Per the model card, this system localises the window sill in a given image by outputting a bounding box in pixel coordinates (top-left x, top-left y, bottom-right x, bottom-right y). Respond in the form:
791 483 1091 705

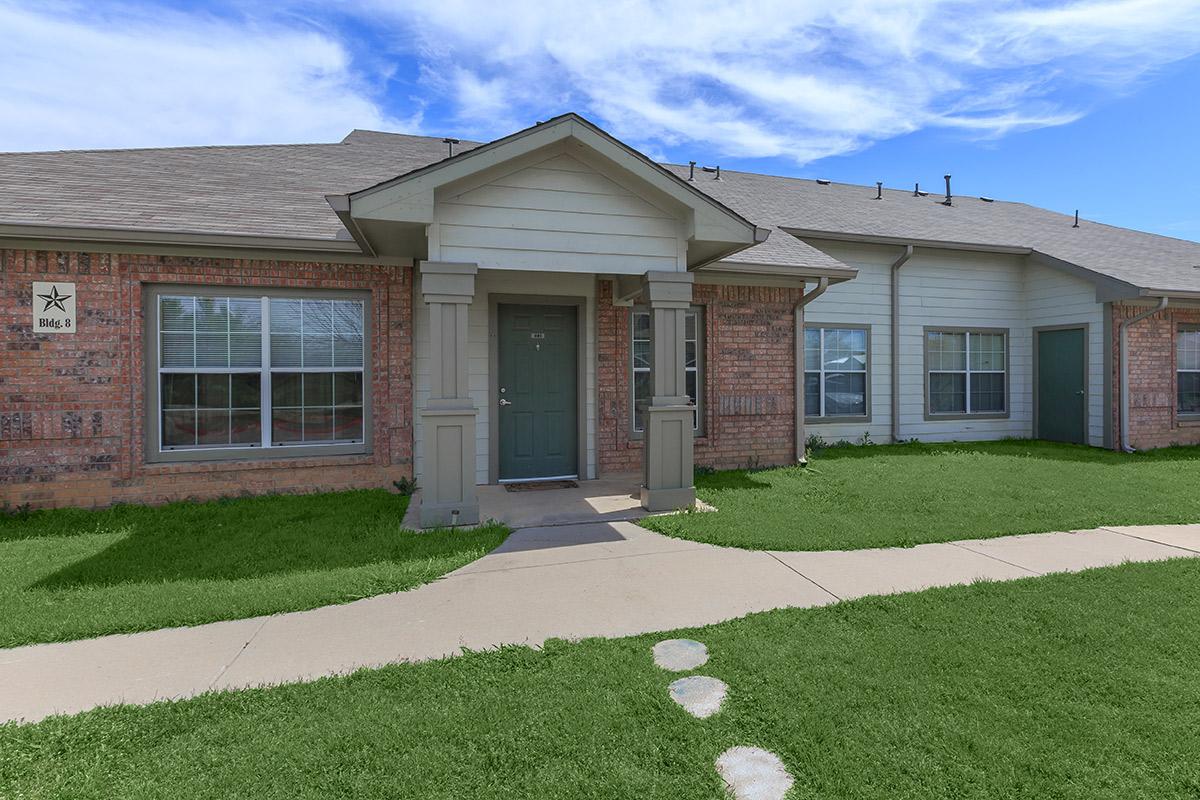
143 449 374 473
1178 416 1200 428
806 416 872 424
922 412 1010 422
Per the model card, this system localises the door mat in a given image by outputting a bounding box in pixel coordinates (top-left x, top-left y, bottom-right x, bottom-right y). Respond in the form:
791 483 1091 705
504 480 579 492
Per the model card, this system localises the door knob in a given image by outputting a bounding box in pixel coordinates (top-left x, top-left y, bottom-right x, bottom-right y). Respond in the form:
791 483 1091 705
499 399 512 406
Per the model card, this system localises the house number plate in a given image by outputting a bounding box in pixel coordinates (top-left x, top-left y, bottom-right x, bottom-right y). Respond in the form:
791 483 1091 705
33 281 76 333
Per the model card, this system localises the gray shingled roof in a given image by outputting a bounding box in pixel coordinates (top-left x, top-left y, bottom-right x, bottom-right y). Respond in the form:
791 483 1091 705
3 127 1199 293
662 165 1200 295
0 130 478 242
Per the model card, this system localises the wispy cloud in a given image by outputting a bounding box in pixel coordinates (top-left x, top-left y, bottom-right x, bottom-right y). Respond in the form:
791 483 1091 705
5 0 1199 162
0 1 409 151
352 0 1200 163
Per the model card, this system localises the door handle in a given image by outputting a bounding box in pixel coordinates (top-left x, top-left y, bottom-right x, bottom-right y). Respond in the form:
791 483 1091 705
499 399 512 406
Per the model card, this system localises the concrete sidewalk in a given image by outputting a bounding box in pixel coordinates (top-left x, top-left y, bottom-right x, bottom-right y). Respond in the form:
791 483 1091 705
2 522 1198 724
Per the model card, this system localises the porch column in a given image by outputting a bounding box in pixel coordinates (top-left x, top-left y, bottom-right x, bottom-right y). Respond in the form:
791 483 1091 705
418 261 480 528
640 271 696 512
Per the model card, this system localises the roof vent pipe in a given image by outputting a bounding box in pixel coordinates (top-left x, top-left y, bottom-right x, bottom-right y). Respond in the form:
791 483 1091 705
1073 210 1080 228
875 182 883 200
913 182 920 197
688 161 696 181
443 138 460 157
942 175 952 206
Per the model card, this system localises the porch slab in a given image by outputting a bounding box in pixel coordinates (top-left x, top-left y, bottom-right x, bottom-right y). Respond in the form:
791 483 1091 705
405 473 648 529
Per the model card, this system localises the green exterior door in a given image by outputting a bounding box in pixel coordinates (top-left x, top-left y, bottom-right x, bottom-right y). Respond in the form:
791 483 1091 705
1037 327 1087 444
497 304 579 480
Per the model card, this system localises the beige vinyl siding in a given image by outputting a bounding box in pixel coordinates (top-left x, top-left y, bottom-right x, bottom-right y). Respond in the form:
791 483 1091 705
1025 260 1106 446
433 152 684 274
899 249 1028 440
800 242 893 443
413 270 597 486
803 241 1105 445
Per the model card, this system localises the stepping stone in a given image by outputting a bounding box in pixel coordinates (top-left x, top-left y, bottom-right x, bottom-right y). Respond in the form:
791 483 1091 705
668 675 726 718
652 638 708 671
715 746 794 800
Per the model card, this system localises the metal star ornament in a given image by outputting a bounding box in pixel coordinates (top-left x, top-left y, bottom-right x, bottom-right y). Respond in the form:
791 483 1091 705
38 285 72 312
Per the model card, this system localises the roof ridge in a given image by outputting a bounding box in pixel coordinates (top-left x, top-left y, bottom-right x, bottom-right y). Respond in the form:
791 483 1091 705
0 140 351 157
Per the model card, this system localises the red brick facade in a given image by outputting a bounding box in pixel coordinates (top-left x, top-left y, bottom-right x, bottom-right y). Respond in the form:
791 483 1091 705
1112 302 1200 450
1 249 413 509
597 280 804 474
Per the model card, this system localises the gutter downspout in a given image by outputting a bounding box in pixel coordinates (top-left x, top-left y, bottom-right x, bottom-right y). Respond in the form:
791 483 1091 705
794 277 829 464
889 245 914 443
1119 296 1168 452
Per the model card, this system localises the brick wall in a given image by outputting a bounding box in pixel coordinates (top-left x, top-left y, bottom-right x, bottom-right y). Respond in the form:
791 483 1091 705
1111 302 1200 450
596 280 804 474
1 248 413 509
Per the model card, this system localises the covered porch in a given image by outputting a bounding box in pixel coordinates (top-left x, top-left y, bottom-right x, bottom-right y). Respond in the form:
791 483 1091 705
325 113 852 528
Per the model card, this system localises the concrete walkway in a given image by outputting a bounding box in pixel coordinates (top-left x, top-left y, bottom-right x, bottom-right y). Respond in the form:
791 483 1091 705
2 522 1198 724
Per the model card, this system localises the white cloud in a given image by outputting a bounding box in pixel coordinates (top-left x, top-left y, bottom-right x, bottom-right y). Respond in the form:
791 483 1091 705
351 0 1200 163
0 2 408 151
6 0 1199 162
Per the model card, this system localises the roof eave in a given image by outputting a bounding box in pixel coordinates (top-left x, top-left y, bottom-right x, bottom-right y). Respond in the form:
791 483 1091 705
324 194 375 256
0 220 366 255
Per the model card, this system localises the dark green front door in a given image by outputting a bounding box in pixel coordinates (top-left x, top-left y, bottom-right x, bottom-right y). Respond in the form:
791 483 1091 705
1037 327 1087 444
497 304 578 480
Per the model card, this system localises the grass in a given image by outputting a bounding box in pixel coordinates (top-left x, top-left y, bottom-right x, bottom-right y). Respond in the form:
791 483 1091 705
642 439 1200 551
3 558 1199 799
0 490 508 648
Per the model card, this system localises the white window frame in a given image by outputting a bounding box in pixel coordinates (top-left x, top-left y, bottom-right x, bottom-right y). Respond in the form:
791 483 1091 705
146 287 371 463
805 324 870 421
630 306 703 437
1179 324 1200 418
924 327 1009 419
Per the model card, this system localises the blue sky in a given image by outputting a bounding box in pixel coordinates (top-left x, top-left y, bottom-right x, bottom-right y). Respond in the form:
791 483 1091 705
3 0 1199 239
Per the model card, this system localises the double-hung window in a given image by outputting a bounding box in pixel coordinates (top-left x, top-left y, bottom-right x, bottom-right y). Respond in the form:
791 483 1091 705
1179 325 1200 416
150 289 368 460
805 326 869 419
631 307 703 435
925 329 1007 417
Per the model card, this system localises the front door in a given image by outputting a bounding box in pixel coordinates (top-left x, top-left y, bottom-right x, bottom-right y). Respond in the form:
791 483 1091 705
497 304 579 481
1036 327 1087 444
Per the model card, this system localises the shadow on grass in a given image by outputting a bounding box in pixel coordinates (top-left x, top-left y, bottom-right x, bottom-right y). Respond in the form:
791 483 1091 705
25 490 503 590
810 439 1200 466
694 470 779 492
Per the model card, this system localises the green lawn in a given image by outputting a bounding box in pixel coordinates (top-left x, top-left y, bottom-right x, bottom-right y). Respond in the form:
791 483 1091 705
0 490 508 648
3 558 1199 799
642 440 1200 551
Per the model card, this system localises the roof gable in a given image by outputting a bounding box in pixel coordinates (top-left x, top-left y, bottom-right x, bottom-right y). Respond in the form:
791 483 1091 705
333 113 765 266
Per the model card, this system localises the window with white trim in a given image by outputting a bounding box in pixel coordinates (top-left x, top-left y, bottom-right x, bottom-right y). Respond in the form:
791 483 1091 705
805 326 868 418
1179 325 1200 415
926 329 1007 415
156 293 366 453
631 308 703 434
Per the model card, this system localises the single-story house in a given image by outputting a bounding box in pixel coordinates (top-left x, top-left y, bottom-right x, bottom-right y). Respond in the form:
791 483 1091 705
3 113 1199 523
